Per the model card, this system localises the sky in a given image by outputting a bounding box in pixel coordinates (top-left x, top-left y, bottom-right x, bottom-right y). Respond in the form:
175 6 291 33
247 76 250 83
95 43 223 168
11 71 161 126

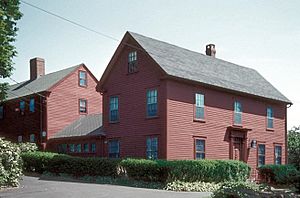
2 0 300 129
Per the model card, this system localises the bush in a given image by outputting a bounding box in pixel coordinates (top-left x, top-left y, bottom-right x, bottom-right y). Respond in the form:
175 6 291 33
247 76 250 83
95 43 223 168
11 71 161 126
164 180 220 192
212 181 262 198
258 164 300 184
21 151 60 173
0 138 22 187
120 159 250 183
47 155 120 177
17 142 38 153
168 160 250 183
120 159 168 182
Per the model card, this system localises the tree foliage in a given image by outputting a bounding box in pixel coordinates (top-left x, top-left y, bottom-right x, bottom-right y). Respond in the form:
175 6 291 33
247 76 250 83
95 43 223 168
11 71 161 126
288 126 300 169
0 0 22 100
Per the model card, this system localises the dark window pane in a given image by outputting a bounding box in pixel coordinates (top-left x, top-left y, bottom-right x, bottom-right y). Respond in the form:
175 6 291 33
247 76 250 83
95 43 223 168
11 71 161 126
91 143 96 153
29 99 35 112
0 106 3 119
234 113 242 124
195 107 204 119
109 140 120 158
146 137 158 160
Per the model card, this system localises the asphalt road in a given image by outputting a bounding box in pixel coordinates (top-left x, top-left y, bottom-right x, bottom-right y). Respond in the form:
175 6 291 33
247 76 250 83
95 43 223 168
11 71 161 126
0 176 211 198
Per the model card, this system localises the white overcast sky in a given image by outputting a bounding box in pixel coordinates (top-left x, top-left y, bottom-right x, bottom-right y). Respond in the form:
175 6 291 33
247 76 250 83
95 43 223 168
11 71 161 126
2 0 299 129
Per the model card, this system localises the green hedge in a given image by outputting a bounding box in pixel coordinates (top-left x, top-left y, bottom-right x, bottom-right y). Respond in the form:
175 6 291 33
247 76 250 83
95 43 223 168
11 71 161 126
121 159 250 183
21 151 60 173
258 164 300 184
47 155 120 177
22 152 250 183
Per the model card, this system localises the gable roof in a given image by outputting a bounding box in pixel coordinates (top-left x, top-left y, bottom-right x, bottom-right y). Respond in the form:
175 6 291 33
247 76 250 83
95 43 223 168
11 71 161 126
126 32 291 104
51 113 104 139
6 64 82 101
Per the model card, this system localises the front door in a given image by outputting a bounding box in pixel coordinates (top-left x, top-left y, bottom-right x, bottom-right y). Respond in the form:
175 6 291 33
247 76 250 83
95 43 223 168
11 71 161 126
233 137 243 161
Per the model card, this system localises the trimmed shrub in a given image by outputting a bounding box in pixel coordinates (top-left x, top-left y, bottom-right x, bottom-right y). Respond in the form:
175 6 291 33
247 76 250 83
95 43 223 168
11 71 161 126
120 159 250 183
258 164 300 184
21 151 60 173
17 142 38 153
120 159 168 182
47 155 120 177
164 180 220 192
0 138 22 187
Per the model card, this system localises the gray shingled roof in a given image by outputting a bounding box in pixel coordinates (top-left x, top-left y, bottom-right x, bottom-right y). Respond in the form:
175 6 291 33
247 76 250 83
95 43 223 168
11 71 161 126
6 65 80 101
129 32 291 104
51 114 104 139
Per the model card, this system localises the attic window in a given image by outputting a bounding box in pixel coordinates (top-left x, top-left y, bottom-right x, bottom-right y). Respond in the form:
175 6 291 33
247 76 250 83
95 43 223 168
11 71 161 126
79 71 87 87
128 51 137 73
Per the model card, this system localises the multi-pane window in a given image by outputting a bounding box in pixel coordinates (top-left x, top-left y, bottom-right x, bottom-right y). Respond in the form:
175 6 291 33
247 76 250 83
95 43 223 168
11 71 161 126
76 144 82 153
234 101 242 125
267 107 274 129
0 105 3 119
109 96 119 122
128 51 137 73
18 135 22 143
195 139 205 159
83 143 89 153
79 99 87 113
30 134 35 143
108 140 120 158
20 100 25 113
91 143 96 153
146 137 158 160
195 93 205 120
58 144 67 153
275 145 282 165
69 144 75 153
147 89 158 117
79 71 87 87
29 98 35 112
258 144 265 166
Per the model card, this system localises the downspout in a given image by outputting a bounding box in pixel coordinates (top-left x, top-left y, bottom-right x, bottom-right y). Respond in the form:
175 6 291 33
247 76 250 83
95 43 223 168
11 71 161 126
286 103 292 164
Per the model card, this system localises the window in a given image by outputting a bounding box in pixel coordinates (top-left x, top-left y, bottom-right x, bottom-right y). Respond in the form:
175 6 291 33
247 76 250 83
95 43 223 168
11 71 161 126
29 98 35 112
91 143 96 153
275 145 282 165
79 99 87 113
258 144 265 166
234 101 242 125
108 140 119 158
109 96 119 122
83 143 89 153
69 144 75 153
128 51 137 73
17 135 22 143
0 105 3 119
146 137 158 159
79 71 87 87
58 144 67 153
76 144 82 153
195 139 205 159
267 107 274 129
147 89 158 117
195 93 205 120
30 134 35 143
20 100 25 113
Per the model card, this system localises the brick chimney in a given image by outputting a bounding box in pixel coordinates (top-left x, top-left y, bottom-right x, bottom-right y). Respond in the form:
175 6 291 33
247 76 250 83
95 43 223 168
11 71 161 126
205 44 216 57
30 57 45 80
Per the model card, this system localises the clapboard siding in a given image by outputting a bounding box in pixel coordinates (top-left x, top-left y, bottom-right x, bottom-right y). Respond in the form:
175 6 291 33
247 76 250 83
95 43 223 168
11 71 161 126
166 79 286 179
47 65 102 139
101 37 167 159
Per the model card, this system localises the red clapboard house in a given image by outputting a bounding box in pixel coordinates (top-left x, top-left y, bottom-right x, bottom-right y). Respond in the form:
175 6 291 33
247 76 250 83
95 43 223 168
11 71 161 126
96 32 292 178
0 58 103 155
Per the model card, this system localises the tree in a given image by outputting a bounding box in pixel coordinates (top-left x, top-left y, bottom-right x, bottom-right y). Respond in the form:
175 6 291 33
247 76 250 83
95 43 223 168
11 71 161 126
288 126 300 169
0 0 22 101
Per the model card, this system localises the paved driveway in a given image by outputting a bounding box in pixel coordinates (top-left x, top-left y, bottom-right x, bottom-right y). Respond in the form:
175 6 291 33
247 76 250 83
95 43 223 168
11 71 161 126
0 176 211 198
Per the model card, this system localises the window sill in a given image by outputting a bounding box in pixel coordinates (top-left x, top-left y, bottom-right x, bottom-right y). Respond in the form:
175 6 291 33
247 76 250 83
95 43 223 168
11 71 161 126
193 119 206 123
109 121 120 124
145 116 159 120
126 71 139 75
266 128 274 132
233 124 243 127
